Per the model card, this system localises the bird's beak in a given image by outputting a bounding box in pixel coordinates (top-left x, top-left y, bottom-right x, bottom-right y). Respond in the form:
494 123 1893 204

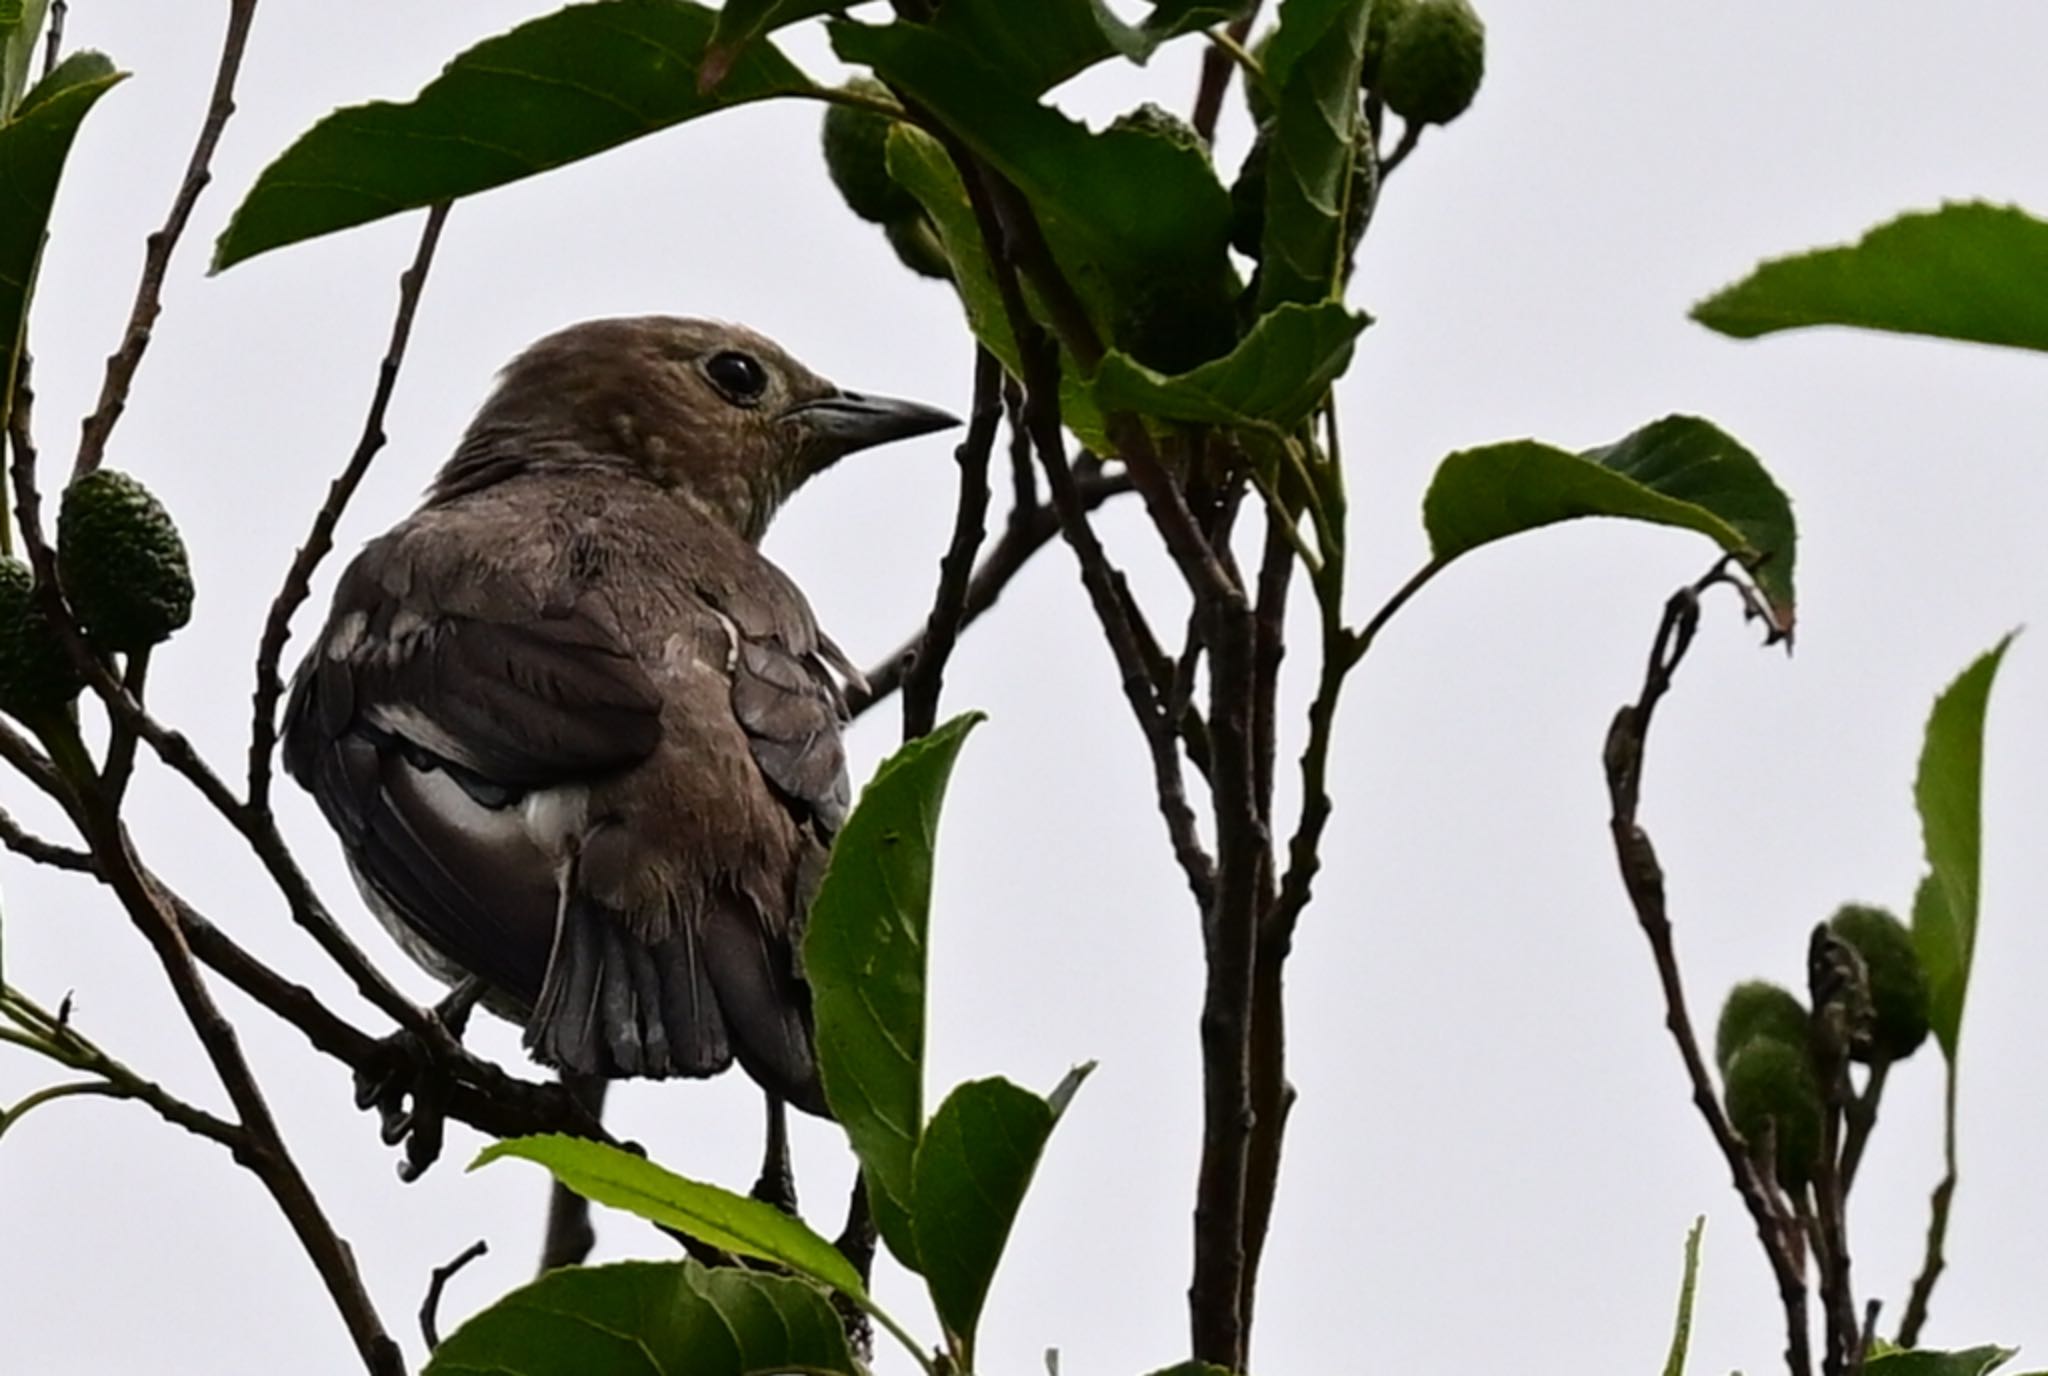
781 390 960 460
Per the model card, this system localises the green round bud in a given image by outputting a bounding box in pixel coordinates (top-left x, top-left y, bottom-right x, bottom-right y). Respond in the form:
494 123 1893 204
884 215 951 282
1363 0 1418 87
57 468 195 654
1828 903 1931 1062
1379 0 1485 127
0 557 84 721
1714 981 1809 1074
1723 1036 1824 1186
821 77 920 225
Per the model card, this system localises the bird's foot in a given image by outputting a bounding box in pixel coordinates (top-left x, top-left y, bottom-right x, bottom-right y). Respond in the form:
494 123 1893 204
748 1094 799 1216
353 979 484 1182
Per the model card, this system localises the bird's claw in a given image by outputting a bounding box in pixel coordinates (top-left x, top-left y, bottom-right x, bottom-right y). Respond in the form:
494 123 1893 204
352 984 477 1180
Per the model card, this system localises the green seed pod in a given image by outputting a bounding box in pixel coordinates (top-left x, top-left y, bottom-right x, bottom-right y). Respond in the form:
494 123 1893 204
884 214 951 282
1714 981 1809 1075
1379 0 1485 127
1363 0 1418 88
1723 1036 1825 1186
821 77 920 225
1230 121 1378 273
0 557 84 721
57 468 195 654
1827 903 1932 1062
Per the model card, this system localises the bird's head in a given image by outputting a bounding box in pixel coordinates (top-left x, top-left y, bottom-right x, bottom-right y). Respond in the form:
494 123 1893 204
438 316 959 540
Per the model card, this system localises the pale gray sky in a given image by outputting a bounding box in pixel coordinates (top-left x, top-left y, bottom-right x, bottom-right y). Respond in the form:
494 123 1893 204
3 4 2046 1374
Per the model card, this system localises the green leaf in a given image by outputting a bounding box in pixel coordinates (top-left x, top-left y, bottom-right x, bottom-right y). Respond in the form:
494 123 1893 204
1 0 48 116
1422 415 1798 629
883 125 1112 452
214 0 813 270
929 0 1238 96
1911 634 2016 1059
701 0 847 91
1865 1346 2019 1376
1258 0 1370 308
913 1066 1091 1349
835 19 1233 362
1093 300 1367 432
805 711 984 1274
0 50 124 423
423 1259 858 1376
473 1135 865 1297
1140 1366 1236 1376
1692 203 2048 353
1660 1216 1705 1376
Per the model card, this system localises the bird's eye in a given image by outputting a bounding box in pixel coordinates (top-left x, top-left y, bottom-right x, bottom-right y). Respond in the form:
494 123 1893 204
705 351 769 403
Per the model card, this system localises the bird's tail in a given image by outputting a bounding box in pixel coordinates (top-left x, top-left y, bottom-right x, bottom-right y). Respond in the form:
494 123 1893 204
526 890 827 1118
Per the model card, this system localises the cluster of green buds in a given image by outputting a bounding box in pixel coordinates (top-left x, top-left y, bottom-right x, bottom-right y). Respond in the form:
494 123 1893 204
0 468 194 725
1713 903 1933 1186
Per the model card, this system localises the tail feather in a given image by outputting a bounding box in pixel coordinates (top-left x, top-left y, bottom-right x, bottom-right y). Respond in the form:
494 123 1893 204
527 892 736 1081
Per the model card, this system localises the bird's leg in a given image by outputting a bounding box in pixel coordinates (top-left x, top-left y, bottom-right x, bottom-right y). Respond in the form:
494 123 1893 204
537 1072 610 1273
832 1176 877 1360
353 977 487 1181
750 1093 798 1215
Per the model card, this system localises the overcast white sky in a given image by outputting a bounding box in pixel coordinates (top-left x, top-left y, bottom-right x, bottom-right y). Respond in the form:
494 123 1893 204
3 3 2046 1374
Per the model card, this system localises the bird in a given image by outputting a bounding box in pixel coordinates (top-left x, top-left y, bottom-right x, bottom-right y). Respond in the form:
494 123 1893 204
280 315 957 1181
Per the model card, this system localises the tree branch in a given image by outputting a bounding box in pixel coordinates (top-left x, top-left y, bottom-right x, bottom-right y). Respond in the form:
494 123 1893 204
900 347 1000 740
1896 1066 1958 1346
248 203 450 810
1190 4 1262 143
1604 563 1811 1376
74 0 261 478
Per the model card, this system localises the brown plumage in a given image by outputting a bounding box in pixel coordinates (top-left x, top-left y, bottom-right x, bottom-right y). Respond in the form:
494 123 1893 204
282 316 956 1116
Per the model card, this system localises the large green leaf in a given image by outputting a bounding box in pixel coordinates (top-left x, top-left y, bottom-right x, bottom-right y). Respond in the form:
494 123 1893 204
1660 1217 1705 1376
1093 300 1366 432
423 1260 857 1376
214 0 813 270
1258 0 1371 308
835 20 1234 370
913 1067 1091 1349
0 51 124 419
1865 1346 2020 1376
1693 203 2048 353
930 0 1239 96
805 711 984 1274
472 1135 865 1296
1421 414 1798 629
1911 634 2016 1059
1 0 49 115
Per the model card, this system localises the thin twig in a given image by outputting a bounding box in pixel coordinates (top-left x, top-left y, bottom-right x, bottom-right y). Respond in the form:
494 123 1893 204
0 988 244 1148
248 203 450 809
1896 1066 1958 1346
74 0 261 478
0 801 92 869
946 130 1217 910
39 0 65 81
1605 563 1812 1376
1379 121 1424 178
1191 4 1261 142
901 347 1000 740
419 1239 490 1351
1838 1059 1889 1194
101 647 149 801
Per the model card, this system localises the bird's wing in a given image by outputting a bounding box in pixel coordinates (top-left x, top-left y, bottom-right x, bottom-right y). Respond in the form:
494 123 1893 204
282 527 664 1004
711 561 854 841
